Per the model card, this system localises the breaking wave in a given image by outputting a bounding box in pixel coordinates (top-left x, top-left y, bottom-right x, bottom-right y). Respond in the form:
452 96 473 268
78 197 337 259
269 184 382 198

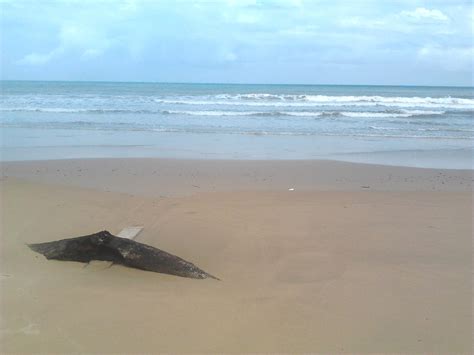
0 107 449 118
155 94 474 109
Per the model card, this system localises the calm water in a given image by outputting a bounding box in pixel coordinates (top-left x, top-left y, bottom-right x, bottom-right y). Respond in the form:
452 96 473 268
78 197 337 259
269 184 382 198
1 81 473 168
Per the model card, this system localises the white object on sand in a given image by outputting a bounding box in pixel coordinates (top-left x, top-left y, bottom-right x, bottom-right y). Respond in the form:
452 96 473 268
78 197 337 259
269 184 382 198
288 188 295 191
117 226 144 240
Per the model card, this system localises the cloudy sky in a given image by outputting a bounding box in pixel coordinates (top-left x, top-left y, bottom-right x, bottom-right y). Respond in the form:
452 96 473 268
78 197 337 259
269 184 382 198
1 0 473 86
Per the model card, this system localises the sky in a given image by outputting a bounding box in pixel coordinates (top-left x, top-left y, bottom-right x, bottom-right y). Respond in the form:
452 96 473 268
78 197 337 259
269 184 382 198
1 0 473 86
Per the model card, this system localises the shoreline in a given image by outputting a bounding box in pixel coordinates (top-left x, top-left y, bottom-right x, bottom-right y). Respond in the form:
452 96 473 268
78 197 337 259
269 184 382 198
2 154 473 169
2 127 472 169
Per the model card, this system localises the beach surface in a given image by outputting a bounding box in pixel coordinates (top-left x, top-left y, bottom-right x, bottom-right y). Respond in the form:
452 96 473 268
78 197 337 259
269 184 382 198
1 158 472 353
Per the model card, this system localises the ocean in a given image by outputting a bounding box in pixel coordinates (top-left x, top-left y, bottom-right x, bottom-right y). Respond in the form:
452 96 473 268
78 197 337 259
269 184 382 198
1 81 473 168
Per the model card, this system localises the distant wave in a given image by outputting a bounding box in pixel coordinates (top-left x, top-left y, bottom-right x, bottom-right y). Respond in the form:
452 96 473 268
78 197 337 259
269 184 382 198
155 94 474 109
0 107 448 118
322 110 445 118
0 107 153 114
163 109 448 118
213 93 474 106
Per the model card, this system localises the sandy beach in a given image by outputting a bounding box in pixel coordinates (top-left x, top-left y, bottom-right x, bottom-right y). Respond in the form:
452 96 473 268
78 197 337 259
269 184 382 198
1 158 472 353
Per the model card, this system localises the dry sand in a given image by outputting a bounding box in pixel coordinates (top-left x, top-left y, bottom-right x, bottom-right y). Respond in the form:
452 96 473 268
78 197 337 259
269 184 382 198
0 159 472 353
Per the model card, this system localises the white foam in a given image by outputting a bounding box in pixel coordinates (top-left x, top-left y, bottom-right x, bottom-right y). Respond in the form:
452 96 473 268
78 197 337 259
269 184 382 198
3 93 473 111
156 96 474 109
0 107 88 113
339 110 445 118
164 110 260 116
0 106 450 119
212 93 474 106
163 109 446 118
0 107 140 113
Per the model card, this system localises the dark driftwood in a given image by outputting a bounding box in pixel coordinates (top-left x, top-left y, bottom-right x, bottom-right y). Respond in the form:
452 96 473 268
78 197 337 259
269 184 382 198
28 230 218 280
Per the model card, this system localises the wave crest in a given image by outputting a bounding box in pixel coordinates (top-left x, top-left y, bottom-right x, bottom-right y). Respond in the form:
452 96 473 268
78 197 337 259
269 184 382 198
1 107 448 118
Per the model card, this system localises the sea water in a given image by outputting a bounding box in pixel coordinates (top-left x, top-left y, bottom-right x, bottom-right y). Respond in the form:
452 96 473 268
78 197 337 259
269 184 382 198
1 81 472 168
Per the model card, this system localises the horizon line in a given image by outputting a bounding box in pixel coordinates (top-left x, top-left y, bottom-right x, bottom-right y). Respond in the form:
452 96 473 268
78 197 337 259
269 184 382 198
1 79 473 89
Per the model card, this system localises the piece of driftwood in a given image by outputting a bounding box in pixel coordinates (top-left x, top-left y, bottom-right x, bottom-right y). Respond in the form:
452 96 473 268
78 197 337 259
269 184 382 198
28 230 218 280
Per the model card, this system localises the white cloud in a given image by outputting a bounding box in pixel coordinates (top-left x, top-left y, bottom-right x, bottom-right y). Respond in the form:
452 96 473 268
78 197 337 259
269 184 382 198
339 7 452 34
18 51 55 65
18 24 113 65
417 44 473 71
18 46 66 65
401 7 449 22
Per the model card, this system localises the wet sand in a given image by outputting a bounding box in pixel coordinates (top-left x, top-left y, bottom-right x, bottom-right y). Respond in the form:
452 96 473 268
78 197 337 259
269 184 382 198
1 159 472 353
